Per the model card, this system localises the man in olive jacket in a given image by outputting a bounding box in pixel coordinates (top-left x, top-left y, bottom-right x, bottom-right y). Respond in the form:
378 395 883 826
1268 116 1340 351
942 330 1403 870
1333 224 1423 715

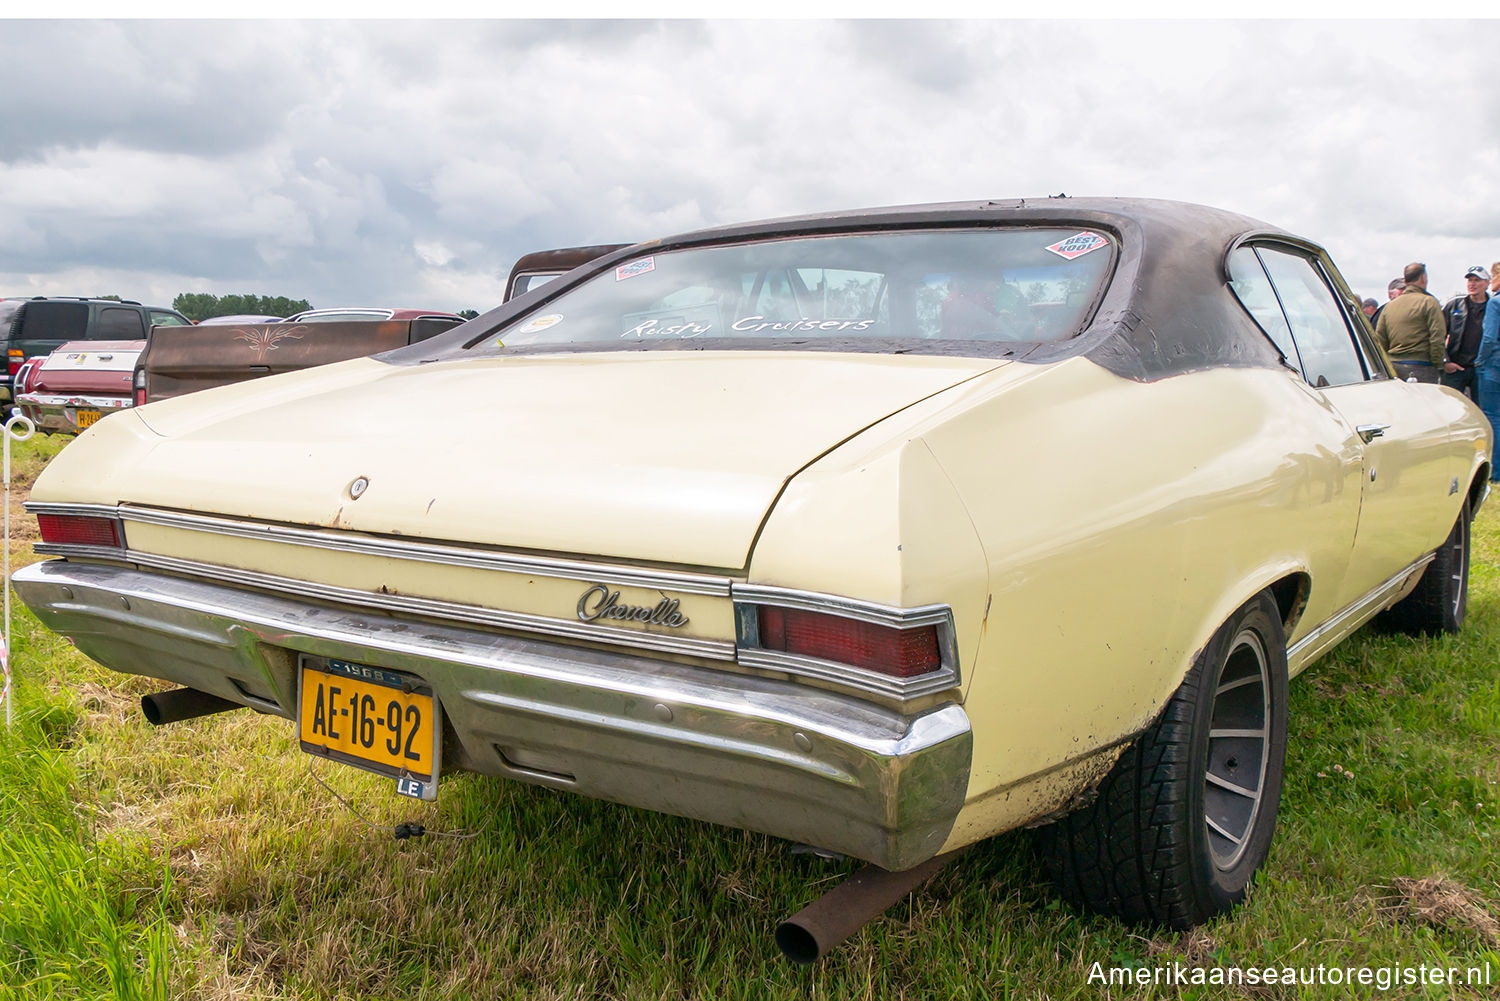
1375 262 1446 383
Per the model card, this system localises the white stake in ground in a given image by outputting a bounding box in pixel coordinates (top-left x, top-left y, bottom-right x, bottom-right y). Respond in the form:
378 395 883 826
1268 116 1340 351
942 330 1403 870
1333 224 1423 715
2 412 35 728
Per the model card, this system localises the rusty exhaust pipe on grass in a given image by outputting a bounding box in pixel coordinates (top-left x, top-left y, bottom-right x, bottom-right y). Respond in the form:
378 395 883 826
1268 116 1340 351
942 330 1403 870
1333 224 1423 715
141 688 243 726
775 848 967 964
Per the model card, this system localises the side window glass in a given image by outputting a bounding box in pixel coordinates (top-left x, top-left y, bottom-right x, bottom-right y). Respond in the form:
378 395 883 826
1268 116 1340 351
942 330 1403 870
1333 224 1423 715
1257 247 1367 388
97 307 145 339
149 311 190 327
19 301 88 341
1227 248 1300 368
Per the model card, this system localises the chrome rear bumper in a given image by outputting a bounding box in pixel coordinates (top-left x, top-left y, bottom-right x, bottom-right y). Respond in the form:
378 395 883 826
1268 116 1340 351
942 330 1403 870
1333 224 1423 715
14 559 972 869
15 393 130 434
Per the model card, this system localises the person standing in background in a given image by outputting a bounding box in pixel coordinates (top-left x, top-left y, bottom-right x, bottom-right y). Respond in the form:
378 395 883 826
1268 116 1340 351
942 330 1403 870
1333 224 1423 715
1375 262 1446 383
1372 277 1405 325
1441 266 1492 402
1473 262 1500 481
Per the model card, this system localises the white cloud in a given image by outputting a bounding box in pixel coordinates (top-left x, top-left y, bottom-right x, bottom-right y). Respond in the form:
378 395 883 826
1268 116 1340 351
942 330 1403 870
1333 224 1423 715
1 18 1497 310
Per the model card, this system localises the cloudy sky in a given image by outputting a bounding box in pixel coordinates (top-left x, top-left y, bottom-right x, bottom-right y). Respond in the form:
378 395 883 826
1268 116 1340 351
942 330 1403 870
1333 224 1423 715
2 18 1497 313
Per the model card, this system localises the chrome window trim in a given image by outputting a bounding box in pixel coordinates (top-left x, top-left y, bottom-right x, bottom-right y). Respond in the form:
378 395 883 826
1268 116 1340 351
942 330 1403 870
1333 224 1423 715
26 502 732 597
117 550 738 662
732 582 961 703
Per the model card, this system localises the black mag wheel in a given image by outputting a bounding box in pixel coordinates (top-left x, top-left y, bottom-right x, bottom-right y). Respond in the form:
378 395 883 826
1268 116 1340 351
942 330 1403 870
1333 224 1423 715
1040 591 1289 928
1378 498 1470 635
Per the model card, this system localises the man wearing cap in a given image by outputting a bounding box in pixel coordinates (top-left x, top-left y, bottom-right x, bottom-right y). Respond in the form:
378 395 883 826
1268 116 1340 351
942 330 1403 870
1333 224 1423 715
1440 266 1493 402
1371 277 1405 325
1472 262 1500 481
1375 262 1446 383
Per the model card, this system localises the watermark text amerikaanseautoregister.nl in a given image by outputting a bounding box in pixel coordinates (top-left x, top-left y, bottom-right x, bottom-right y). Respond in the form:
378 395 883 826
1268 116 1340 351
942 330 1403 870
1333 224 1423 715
1089 961 1493 990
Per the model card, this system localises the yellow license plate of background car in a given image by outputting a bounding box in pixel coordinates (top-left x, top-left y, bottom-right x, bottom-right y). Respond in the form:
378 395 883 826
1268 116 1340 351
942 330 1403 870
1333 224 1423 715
298 658 436 780
76 409 101 428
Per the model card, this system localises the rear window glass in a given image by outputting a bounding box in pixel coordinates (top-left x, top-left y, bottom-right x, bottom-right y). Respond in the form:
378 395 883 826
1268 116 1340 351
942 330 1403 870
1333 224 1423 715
478 228 1115 352
18 301 88 341
510 273 563 298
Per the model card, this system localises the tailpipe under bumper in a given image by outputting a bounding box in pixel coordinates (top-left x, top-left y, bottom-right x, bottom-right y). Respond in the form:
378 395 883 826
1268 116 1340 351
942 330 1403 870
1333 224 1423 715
775 848 967 964
141 687 244 726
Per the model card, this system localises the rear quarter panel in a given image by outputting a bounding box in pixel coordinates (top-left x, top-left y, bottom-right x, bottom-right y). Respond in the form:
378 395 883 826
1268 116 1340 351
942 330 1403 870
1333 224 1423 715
914 358 1369 844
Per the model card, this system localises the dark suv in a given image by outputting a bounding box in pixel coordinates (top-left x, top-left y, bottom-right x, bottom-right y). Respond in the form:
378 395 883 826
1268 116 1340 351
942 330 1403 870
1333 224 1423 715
0 297 192 410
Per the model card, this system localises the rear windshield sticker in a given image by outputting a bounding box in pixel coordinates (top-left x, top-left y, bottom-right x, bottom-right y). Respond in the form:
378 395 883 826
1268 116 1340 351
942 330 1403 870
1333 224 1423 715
731 316 874 333
622 318 710 338
1045 232 1109 261
616 258 656 281
518 313 563 334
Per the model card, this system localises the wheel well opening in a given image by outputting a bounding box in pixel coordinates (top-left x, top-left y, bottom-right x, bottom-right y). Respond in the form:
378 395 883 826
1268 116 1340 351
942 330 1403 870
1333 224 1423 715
1468 467 1489 517
1268 574 1310 637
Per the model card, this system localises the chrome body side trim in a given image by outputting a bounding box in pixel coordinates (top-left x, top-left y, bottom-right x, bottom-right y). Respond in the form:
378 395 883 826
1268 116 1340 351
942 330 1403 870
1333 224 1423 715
736 649 961 700
14 559 973 870
124 550 737 661
1286 555 1433 673
732 583 950 628
26 501 124 521
33 543 129 561
25 502 734 597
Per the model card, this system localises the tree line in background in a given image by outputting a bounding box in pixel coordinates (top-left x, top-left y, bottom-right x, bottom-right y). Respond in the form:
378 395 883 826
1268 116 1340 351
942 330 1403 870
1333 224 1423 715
171 293 313 322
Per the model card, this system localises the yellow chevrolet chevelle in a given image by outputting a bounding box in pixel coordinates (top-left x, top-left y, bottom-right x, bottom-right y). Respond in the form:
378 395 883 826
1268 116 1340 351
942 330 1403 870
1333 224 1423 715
14 198 1490 941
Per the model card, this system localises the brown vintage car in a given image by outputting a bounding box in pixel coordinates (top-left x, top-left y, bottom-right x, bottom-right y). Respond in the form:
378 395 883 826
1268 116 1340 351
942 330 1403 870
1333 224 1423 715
134 309 466 405
505 245 629 300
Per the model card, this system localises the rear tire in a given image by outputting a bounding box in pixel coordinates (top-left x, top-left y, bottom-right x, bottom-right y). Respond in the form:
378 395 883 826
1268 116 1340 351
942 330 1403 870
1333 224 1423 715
1377 499 1470 635
1039 591 1288 928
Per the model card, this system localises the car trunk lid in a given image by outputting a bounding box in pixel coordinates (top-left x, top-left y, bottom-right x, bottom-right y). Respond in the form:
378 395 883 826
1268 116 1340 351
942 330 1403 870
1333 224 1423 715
119 351 1003 569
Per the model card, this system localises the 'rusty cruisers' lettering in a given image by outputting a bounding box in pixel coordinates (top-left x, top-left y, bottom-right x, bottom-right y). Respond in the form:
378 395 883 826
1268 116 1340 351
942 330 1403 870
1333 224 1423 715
576 584 690 628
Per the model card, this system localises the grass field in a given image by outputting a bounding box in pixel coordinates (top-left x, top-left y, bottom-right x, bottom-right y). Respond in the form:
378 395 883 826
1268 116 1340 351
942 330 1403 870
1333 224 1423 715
2 432 1497 1000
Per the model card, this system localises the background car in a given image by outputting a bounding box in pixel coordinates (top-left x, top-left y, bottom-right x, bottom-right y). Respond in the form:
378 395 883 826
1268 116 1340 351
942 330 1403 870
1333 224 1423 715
13 198 1489 959
14 339 143 433
0 297 190 412
197 314 285 325
282 307 463 323
504 244 628 301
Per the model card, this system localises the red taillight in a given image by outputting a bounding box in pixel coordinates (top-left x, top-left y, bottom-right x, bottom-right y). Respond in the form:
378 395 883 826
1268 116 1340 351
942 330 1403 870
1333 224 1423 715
36 513 122 549
757 606 941 678
132 367 146 407
8 348 23 376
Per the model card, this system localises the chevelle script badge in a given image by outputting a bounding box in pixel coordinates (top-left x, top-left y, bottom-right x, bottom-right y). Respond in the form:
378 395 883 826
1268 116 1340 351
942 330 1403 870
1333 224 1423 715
577 584 689 628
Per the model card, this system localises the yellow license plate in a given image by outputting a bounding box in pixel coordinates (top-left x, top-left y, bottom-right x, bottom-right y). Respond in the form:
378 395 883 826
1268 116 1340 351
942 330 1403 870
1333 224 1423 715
298 658 440 797
76 409 102 428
